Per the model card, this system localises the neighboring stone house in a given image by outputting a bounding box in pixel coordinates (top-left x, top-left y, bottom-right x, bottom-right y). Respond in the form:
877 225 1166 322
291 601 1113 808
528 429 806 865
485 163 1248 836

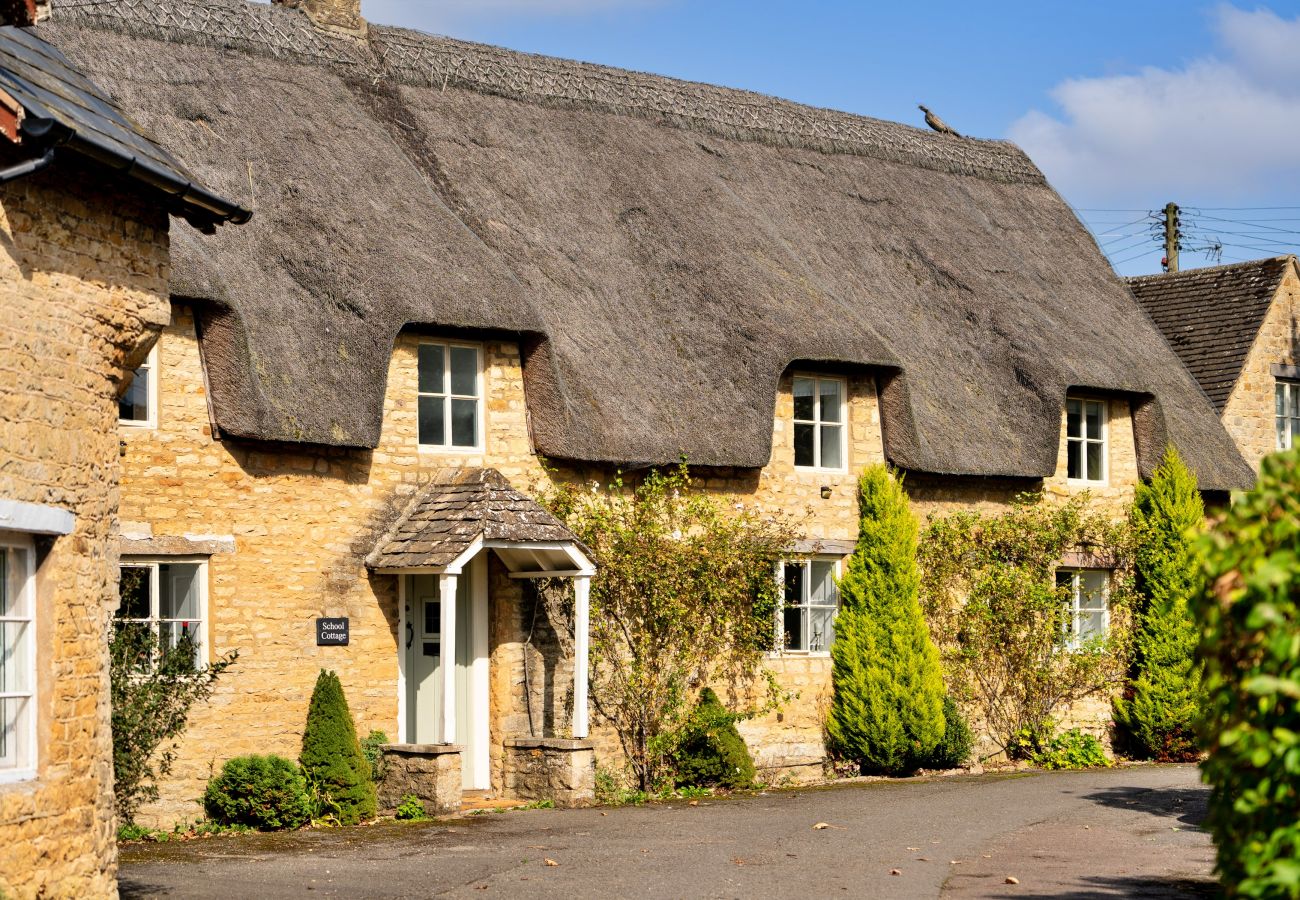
0 17 247 899
33 0 1252 823
1128 256 1300 472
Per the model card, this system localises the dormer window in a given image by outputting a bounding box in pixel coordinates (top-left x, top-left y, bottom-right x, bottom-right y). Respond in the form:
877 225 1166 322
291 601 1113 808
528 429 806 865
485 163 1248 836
418 342 483 451
119 344 158 428
1066 397 1107 485
793 375 845 471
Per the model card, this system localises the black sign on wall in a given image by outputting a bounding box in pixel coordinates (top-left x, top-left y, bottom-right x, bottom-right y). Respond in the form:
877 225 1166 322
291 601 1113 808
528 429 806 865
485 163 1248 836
316 617 349 646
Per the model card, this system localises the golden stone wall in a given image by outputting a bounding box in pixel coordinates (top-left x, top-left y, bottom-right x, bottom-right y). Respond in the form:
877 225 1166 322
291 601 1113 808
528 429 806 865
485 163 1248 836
0 163 170 899
1222 262 1300 470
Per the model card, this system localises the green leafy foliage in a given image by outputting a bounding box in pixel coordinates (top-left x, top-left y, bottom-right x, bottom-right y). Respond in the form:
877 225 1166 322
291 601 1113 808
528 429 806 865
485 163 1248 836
109 615 237 823
395 794 426 821
202 755 313 831
1114 446 1206 761
922 696 975 769
828 466 946 774
361 729 389 783
299 670 377 825
673 687 757 789
543 463 793 791
1032 728 1111 770
1195 448 1300 899
918 494 1134 758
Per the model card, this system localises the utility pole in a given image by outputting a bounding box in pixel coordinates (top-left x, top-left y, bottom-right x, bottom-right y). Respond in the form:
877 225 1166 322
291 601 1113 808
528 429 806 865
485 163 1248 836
1163 202 1180 273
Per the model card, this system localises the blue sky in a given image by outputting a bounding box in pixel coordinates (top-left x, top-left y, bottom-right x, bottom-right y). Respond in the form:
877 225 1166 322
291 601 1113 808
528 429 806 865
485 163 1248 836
361 1 1300 275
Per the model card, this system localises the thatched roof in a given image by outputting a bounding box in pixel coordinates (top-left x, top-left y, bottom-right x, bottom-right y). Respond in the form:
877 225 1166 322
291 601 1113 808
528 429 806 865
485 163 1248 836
0 25 247 228
365 468 581 571
37 0 1253 490
1128 257 1295 412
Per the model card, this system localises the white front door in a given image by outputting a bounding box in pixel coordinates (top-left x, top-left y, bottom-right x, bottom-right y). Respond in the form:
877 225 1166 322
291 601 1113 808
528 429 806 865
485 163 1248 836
401 554 489 790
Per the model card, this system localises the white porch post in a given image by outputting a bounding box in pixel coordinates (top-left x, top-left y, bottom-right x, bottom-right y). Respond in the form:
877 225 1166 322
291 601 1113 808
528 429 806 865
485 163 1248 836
439 572 458 744
572 574 591 739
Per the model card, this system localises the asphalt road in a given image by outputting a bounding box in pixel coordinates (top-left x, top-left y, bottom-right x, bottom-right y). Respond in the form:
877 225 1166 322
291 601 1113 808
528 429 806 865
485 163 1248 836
119 765 1216 899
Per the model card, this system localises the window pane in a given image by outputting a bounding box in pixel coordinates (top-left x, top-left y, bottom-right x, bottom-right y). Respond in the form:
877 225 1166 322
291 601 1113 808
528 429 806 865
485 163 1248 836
1278 416 1289 451
1077 609 1107 641
449 347 478 396
1086 401 1103 440
451 397 478 447
1290 384 1300 417
1292 418 1300 450
793 377 815 421
1055 570 1074 591
820 425 843 469
794 423 815 467
783 563 804 607
0 696 29 768
1066 398 1082 438
809 606 836 652
0 620 30 694
1067 440 1082 480
160 564 200 620
418 395 445 446
1087 441 1103 482
118 566 152 619
2 548 26 618
159 621 199 671
423 600 441 636
119 366 149 421
1080 570 1109 596
819 379 842 424
783 607 804 651
1277 385 1287 417
417 345 445 394
809 561 837 606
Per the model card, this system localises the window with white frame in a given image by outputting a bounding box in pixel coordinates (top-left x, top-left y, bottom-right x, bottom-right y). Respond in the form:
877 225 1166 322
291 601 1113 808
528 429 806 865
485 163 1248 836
1276 380 1299 450
119 344 158 428
117 561 206 669
1057 568 1109 650
1066 397 1107 484
793 375 845 470
779 558 841 652
417 342 482 450
0 534 35 779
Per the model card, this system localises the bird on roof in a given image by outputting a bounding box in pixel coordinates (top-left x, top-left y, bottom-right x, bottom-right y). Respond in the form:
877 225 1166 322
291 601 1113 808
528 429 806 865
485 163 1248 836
918 104 961 137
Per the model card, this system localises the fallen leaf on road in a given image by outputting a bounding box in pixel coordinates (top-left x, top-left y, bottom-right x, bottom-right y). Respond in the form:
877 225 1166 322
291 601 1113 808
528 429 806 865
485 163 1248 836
813 822 831 830
950 860 962 865
689 800 698 807
544 859 559 867
1005 876 1020 885
907 846 920 851
527 846 547 850
889 869 902 876
917 857 930 862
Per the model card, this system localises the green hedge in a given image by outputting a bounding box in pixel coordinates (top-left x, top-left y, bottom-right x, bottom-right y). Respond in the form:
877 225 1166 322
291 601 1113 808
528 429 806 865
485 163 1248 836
203 754 312 830
674 687 756 790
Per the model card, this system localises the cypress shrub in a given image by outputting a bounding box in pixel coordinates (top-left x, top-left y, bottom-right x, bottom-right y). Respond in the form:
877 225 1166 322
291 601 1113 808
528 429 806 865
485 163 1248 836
923 696 974 770
828 465 946 774
1195 449 1300 898
1114 446 1205 761
299 669 377 825
674 688 757 790
203 754 312 830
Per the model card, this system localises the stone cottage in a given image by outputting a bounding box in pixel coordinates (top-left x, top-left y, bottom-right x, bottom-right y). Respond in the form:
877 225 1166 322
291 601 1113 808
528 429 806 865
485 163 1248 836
0 13 247 898
1128 256 1300 471
32 0 1252 824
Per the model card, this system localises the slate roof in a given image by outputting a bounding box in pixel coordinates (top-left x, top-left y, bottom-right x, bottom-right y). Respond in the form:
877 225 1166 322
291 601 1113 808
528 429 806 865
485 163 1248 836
366 469 581 571
1127 257 1294 412
0 25 248 228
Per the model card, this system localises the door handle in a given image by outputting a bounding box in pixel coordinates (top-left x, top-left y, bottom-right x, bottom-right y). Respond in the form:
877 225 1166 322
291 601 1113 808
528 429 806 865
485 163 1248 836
405 603 414 649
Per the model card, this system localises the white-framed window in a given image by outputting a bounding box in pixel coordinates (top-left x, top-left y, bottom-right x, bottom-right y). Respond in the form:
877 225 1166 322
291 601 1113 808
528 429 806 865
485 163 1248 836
1057 568 1109 650
778 557 841 653
0 533 36 781
119 344 158 429
417 342 483 451
1066 397 1107 484
1276 380 1299 451
793 375 846 470
116 560 207 668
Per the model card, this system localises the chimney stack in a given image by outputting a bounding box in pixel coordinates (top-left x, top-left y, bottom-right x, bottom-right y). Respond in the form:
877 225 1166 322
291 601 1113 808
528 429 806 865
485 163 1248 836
272 0 365 38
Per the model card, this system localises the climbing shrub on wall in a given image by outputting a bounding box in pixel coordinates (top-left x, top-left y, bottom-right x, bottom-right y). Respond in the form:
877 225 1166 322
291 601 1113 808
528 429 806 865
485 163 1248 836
917 494 1134 758
1114 446 1206 761
545 463 794 791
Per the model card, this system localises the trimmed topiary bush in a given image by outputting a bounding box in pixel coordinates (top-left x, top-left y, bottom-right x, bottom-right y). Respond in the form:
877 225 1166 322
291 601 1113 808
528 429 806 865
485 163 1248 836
202 754 312 830
299 670 377 826
1195 448 1300 898
674 687 757 789
828 465 946 775
923 696 974 770
1114 446 1205 761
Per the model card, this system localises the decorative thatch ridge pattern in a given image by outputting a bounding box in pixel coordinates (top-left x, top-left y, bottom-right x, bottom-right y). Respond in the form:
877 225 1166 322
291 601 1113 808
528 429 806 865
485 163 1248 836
1128 257 1294 412
366 469 581 571
37 0 1255 490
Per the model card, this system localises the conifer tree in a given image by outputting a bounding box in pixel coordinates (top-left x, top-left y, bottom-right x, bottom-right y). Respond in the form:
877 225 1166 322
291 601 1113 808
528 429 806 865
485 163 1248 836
828 465 946 774
300 669 377 824
1114 446 1205 760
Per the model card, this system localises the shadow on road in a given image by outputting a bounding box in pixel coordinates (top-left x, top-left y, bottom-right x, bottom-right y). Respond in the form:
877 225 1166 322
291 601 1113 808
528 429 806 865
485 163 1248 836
1014 874 1221 899
1080 782 1207 827
120 875 170 899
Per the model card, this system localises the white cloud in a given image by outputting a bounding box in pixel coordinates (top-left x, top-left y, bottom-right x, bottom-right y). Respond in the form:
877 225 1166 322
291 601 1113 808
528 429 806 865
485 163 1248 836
362 0 663 30
1009 5 1300 204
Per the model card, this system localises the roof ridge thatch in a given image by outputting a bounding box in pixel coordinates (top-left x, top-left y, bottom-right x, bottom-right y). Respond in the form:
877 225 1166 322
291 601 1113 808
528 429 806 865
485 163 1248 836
50 0 1044 184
